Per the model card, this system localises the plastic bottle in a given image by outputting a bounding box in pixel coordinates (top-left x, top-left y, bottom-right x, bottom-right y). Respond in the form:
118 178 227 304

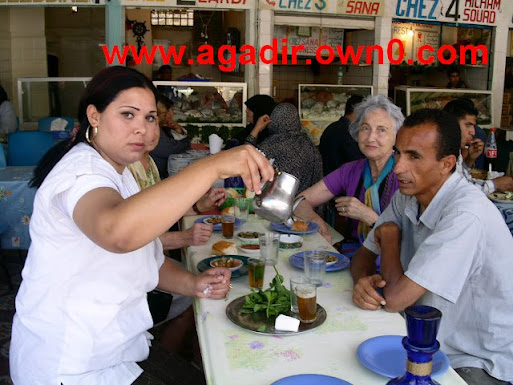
484 128 497 171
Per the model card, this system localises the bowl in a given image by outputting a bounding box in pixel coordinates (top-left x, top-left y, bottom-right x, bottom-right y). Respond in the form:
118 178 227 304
237 244 261 255
209 257 244 272
279 234 303 249
237 231 261 245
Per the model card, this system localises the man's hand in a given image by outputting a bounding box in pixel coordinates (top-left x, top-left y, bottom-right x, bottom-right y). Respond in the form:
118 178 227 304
463 138 484 167
374 222 401 252
184 223 213 246
493 176 513 192
353 274 386 310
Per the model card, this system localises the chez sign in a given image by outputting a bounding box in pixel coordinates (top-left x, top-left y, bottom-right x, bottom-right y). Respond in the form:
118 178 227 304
394 0 507 26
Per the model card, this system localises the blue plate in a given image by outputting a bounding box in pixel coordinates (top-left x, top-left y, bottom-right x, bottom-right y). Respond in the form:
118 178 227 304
357 335 450 378
270 221 320 235
197 255 249 278
272 374 352 385
289 251 350 272
194 216 243 231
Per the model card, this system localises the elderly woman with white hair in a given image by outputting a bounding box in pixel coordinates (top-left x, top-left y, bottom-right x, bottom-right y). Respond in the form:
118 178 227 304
294 94 404 244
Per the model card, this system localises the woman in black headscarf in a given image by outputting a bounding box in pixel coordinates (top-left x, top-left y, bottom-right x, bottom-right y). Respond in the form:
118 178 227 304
237 94 276 145
257 103 323 194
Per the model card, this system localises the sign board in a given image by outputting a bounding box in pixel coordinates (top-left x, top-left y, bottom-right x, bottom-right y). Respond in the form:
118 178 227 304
122 0 251 8
0 0 103 4
391 22 441 64
274 25 344 56
260 0 384 16
394 0 509 27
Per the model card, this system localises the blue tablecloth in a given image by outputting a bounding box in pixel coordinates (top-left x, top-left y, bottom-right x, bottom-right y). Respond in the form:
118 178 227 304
495 203 513 235
0 166 36 249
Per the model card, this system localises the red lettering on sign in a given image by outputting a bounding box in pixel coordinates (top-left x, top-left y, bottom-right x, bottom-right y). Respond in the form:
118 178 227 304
346 0 380 15
463 8 496 23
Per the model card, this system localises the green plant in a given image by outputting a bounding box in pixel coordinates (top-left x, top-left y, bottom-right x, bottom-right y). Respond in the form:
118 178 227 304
241 266 291 319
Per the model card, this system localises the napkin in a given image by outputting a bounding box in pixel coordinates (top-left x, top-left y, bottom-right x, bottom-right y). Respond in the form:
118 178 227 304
209 134 223 155
275 314 300 332
50 118 68 131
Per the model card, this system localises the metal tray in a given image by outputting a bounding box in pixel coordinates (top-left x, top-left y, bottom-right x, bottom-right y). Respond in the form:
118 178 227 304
226 295 326 335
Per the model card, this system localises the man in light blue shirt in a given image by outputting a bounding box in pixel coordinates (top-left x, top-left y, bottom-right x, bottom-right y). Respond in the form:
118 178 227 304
351 109 513 385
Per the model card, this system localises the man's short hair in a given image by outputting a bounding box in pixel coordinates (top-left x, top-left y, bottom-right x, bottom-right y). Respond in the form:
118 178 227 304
446 66 460 77
158 65 172 75
403 108 461 161
345 95 364 115
443 98 478 120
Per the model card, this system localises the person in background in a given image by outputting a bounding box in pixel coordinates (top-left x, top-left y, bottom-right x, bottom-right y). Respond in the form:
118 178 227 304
319 94 365 176
10 66 274 385
443 99 513 193
156 64 178 102
446 66 467 89
150 95 191 180
240 94 276 145
256 103 322 194
351 109 513 385
294 95 404 244
0 85 17 136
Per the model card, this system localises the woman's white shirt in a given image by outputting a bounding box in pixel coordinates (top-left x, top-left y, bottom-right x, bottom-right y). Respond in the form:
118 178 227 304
10 143 165 385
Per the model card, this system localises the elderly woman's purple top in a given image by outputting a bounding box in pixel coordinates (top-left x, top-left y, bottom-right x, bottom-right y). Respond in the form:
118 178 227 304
323 158 400 242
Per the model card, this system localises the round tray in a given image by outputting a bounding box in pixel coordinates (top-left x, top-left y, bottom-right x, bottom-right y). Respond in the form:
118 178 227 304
226 295 326 335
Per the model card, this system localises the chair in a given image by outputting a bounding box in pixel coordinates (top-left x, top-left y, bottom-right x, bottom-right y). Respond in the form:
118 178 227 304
0 145 6 167
7 131 55 166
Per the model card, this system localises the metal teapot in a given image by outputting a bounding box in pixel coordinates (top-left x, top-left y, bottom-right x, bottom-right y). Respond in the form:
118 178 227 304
253 169 305 223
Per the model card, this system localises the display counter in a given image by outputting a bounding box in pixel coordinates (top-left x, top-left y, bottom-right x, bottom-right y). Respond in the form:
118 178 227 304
395 86 493 127
298 84 373 144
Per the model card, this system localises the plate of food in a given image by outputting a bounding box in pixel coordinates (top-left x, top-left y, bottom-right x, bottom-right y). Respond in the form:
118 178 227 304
357 335 449 378
237 231 261 244
237 244 260 255
272 375 352 385
270 221 320 235
195 216 243 231
209 256 244 272
488 191 513 205
279 234 303 249
197 255 249 278
289 251 350 272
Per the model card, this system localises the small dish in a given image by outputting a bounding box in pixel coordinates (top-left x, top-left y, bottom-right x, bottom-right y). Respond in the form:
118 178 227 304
237 231 261 245
279 234 303 249
209 256 244 272
237 244 261 255
289 251 350 272
203 215 222 225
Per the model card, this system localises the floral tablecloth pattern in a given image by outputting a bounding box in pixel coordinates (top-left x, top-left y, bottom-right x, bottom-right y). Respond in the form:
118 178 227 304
183 215 467 385
0 167 36 249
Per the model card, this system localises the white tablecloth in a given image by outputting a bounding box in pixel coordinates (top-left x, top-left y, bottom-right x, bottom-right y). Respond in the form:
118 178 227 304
182 215 467 385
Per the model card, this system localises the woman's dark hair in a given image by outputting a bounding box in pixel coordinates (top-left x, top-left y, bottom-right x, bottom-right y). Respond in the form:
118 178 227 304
0 85 8 104
245 95 276 125
30 66 158 188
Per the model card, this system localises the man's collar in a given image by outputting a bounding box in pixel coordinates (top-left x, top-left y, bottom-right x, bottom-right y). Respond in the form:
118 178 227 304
404 173 463 229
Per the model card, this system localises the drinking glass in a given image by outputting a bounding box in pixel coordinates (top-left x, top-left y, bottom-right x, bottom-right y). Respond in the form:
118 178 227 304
290 275 310 313
235 198 250 221
295 283 317 323
248 258 265 289
222 214 235 238
259 232 280 265
304 251 327 286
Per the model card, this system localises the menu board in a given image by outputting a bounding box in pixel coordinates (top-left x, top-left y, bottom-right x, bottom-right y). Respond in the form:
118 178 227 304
274 26 344 57
391 22 441 64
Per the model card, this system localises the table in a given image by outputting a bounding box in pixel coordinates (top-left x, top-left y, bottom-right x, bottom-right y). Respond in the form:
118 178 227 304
494 202 513 235
0 166 36 249
183 215 467 385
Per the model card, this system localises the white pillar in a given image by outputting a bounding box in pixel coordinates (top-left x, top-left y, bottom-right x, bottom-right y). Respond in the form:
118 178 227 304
491 23 508 127
257 9 273 96
372 1 394 97
105 0 125 66
245 7 258 97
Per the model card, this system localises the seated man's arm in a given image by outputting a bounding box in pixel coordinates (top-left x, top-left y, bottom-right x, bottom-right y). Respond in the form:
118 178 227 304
375 222 426 312
351 246 386 310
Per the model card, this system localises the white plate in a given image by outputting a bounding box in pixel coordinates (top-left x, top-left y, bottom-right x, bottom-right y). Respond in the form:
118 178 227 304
237 231 260 245
209 256 244 272
279 234 303 249
237 244 261 255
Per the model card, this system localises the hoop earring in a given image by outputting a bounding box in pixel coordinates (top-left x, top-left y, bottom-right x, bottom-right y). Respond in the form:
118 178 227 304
85 125 98 144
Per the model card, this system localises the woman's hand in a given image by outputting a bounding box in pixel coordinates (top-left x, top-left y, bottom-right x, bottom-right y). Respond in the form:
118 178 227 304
169 121 185 135
335 196 378 226
250 115 271 138
197 188 228 211
212 145 274 194
195 267 232 299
